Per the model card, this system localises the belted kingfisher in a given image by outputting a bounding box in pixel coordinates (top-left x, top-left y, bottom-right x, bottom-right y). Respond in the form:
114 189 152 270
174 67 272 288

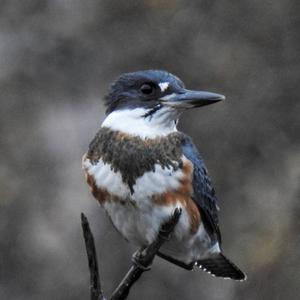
82 70 246 280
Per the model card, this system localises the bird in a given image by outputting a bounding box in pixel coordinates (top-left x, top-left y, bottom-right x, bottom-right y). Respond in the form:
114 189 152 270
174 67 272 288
82 70 246 280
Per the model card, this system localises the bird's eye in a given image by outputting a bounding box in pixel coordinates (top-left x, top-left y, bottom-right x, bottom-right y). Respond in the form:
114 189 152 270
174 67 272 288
140 83 154 95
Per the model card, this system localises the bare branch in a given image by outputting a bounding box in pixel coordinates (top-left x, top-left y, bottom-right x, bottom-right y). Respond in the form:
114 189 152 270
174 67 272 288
81 213 106 300
81 208 182 300
110 207 182 299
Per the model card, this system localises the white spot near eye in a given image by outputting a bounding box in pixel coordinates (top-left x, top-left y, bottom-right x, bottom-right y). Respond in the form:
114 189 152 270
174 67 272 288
158 82 169 92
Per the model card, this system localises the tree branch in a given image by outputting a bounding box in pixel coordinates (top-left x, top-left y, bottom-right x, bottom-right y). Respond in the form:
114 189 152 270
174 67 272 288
111 207 182 299
81 213 106 300
81 208 182 300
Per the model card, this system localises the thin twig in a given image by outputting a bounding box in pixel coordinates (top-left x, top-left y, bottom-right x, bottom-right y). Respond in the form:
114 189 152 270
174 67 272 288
81 213 106 300
110 208 182 300
81 208 182 300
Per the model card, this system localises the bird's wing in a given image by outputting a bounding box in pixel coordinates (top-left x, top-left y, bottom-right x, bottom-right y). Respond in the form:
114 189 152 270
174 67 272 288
181 134 222 244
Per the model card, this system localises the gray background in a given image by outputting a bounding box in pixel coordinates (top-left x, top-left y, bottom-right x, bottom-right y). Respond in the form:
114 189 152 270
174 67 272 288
0 1 299 299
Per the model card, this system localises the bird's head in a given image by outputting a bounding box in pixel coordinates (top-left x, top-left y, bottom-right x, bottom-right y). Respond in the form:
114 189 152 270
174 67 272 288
102 70 225 138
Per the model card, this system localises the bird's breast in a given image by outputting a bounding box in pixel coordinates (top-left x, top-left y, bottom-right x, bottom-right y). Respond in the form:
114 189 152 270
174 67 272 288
82 128 201 245
83 153 191 205
85 127 184 192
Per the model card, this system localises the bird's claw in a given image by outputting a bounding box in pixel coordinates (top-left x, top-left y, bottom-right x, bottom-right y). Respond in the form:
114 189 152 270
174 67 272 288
131 249 152 271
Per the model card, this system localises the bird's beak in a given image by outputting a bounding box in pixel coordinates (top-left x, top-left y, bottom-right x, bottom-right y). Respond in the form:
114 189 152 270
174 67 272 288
160 89 225 109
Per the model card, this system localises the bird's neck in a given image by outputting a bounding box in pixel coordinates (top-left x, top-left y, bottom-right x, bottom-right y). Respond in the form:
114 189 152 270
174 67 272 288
101 108 178 139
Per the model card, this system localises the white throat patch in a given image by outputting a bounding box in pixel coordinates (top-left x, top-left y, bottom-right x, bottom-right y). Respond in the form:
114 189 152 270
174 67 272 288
101 107 178 139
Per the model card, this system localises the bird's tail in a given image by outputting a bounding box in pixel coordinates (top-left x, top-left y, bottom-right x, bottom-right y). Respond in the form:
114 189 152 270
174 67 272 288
196 253 246 281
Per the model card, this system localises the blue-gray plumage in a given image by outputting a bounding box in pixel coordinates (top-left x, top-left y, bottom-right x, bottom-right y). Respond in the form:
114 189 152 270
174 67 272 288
181 135 221 243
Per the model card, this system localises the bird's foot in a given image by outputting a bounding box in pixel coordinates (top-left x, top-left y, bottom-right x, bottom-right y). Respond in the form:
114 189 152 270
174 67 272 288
131 248 152 271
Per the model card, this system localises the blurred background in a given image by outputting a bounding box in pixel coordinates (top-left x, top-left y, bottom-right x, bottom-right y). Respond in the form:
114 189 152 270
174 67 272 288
0 1 299 299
